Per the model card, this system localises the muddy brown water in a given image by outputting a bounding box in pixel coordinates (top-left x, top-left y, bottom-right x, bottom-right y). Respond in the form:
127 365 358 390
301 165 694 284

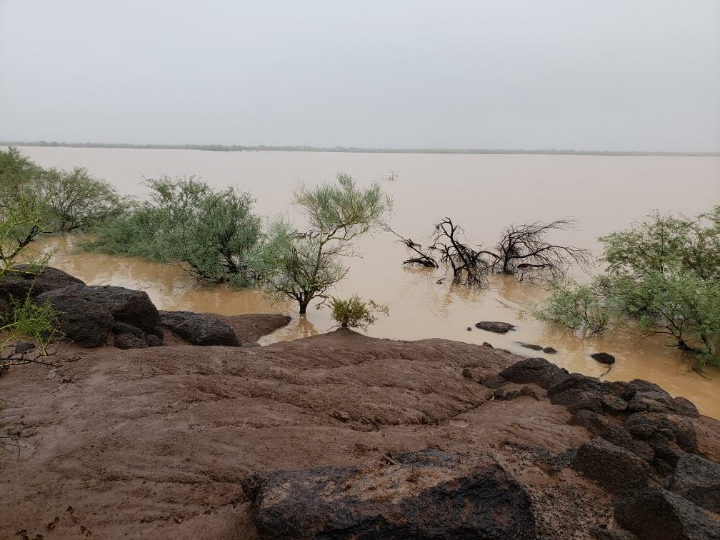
16 147 720 417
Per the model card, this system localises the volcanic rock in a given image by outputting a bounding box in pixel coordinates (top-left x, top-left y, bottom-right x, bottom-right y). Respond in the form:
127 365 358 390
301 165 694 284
242 449 536 539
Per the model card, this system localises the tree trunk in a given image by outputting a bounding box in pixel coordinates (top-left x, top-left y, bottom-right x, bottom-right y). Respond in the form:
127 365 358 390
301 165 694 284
299 301 308 315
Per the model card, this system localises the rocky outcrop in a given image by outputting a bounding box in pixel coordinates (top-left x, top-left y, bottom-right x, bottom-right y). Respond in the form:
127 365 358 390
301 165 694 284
614 487 720 540
243 449 536 540
35 287 114 347
160 311 241 346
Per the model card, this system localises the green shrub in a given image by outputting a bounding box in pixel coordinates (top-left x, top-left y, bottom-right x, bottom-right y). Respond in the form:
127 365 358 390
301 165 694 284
251 174 391 313
536 207 720 367
534 280 609 336
87 176 262 284
330 295 388 330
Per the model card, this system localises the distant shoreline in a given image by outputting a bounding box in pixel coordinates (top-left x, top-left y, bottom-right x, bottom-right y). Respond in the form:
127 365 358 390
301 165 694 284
1 141 718 157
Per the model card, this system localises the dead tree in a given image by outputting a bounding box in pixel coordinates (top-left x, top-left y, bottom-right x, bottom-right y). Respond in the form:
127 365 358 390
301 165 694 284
428 218 496 286
492 219 591 279
386 227 438 267
392 217 592 286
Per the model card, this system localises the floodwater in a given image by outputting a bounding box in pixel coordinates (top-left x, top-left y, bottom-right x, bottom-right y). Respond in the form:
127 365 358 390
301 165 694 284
17 147 720 417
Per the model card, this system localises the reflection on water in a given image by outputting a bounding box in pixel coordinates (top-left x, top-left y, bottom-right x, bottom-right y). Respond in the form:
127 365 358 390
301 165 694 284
19 147 720 418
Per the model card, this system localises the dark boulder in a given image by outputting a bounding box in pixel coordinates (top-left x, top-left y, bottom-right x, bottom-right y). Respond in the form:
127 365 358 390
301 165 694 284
242 449 536 539
572 438 650 493
591 352 616 365
160 311 240 346
499 357 568 389
614 486 720 540
71 285 161 335
35 288 113 347
475 321 516 334
543 346 558 354
0 265 85 301
667 454 720 513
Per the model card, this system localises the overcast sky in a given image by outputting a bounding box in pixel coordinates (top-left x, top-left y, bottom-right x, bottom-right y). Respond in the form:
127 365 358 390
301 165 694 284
1 1 719 151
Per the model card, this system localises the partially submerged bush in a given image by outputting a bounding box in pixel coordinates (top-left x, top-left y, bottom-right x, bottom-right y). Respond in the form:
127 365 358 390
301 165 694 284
330 295 388 330
88 176 262 284
35 166 125 232
536 207 720 367
0 147 124 236
534 280 609 336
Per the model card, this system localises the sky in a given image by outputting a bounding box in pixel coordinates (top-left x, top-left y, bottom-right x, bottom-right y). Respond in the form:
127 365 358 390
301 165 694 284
1 1 719 152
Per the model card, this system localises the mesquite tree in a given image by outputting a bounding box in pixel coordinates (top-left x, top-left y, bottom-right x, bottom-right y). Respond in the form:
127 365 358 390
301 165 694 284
253 174 391 314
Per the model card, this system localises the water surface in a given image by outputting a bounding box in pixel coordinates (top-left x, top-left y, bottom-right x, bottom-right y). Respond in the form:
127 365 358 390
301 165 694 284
19 147 720 417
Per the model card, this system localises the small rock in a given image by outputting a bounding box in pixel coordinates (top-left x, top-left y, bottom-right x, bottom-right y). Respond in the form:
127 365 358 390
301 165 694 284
475 321 516 334
114 333 149 350
481 374 506 389
494 386 539 401
331 411 351 422
543 346 558 354
466 327 472 331
14 342 36 353
517 342 544 351
482 342 494 348
591 352 616 364
462 367 473 379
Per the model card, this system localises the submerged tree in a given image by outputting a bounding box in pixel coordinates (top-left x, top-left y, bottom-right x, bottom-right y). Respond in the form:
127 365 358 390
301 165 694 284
88 177 262 285
34 167 125 232
394 217 589 285
538 207 720 367
492 219 591 278
252 174 391 314
0 147 125 237
427 218 495 286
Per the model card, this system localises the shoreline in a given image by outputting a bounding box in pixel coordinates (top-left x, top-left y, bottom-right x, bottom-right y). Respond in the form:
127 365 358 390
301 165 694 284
2 141 719 157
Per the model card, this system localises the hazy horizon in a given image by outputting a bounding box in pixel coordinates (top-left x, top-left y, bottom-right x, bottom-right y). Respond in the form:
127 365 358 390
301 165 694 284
1 1 719 153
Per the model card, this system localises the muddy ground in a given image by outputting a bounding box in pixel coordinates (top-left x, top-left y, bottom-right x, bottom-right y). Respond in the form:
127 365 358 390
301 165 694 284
1 318 718 539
